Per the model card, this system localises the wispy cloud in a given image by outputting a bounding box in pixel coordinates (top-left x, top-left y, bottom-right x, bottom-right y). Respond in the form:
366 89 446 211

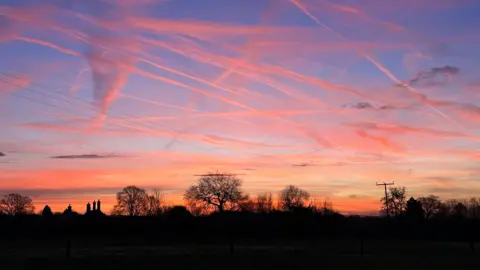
293 162 344 167
0 0 479 215
355 130 404 152
50 154 129 159
343 102 374 110
398 65 460 87
342 102 414 111
344 122 468 138
86 46 135 125
292 162 316 167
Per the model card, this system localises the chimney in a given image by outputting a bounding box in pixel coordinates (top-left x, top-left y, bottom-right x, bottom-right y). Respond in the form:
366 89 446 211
86 202 91 213
97 200 101 211
93 201 96 211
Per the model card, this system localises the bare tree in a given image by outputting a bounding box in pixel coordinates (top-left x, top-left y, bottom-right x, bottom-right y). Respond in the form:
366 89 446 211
418 195 441 219
238 194 256 212
110 206 124 216
255 193 274 213
467 197 480 218
381 187 407 217
185 198 207 216
308 197 335 214
436 201 450 217
113 186 147 216
321 197 335 214
183 173 245 213
439 199 468 218
0 193 35 215
279 185 310 211
453 200 468 218
145 189 165 216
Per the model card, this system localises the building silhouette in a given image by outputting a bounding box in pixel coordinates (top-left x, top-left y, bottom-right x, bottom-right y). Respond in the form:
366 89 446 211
85 200 105 217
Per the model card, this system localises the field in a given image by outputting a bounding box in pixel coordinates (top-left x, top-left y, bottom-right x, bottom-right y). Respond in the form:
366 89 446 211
2 239 480 269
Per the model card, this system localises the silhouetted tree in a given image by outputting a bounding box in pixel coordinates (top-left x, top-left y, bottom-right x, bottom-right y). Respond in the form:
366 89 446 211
467 197 480 218
436 201 450 218
41 205 53 218
185 199 206 216
405 197 424 220
0 193 35 215
184 173 245 213
418 195 441 219
113 186 148 216
439 199 468 218
279 185 310 211
453 201 468 218
255 193 274 213
238 195 256 212
166 205 192 220
381 187 407 217
309 197 336 215
145 189 165 216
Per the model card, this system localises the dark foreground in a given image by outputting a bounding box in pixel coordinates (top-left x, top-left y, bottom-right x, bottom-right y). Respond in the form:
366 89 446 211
2 240 480 270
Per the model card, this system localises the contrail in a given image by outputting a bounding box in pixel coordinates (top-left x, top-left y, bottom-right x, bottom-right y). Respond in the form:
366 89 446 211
69 68 90 94
14 36 81 56
288 0 465 131
212 0 280 85
14 33 256 113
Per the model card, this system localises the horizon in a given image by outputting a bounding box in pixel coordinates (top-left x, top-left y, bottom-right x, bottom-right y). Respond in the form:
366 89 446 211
1 0 480 215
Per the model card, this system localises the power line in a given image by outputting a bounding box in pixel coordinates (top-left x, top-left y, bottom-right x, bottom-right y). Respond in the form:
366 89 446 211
376 181 395 217
194 172 246 177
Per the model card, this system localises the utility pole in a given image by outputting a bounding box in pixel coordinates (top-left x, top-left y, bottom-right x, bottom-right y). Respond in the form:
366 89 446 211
376 181 394 217
193 172 245 177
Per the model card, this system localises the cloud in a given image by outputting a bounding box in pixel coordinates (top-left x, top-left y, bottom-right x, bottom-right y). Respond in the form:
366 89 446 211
348 194 371 199
0 15 17 42
292 162 314 167
50 154 129 159
0 152 5 157
292 161 344 167
355 130 404 152
0 185 180 198
0 74 31 95
342 102 410 111
344 102 374 110
0 187 120 198
344 122 467 138
85 39 136 124
399 65 460 87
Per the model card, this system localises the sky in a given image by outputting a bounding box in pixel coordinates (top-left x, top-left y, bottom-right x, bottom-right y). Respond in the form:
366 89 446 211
1 0 480 215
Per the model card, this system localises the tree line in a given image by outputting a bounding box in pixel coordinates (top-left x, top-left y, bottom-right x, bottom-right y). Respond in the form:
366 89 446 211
381 186 480 220
1 172 479 220
107 173 334 217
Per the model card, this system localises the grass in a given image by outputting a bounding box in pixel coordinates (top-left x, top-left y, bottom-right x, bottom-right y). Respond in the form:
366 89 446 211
2 239 480 269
